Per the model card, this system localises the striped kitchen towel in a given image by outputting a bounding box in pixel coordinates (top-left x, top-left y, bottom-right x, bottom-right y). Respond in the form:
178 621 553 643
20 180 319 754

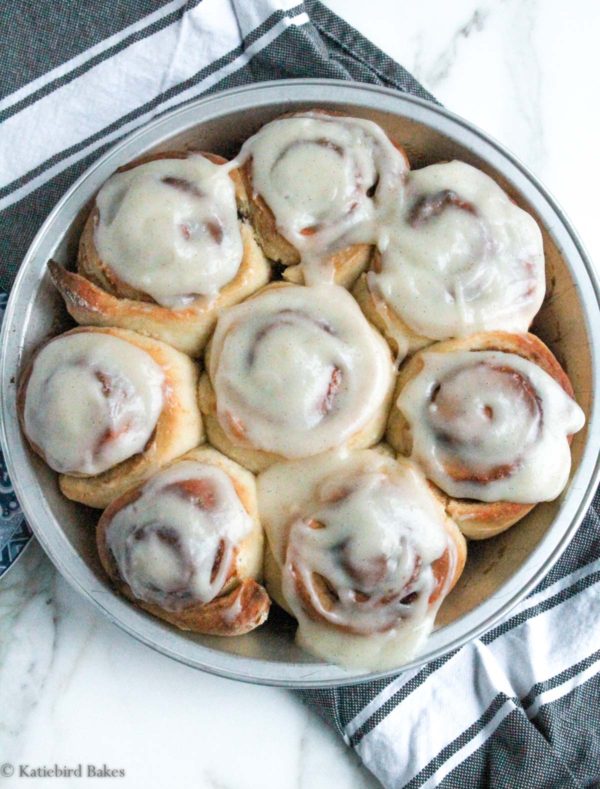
1 2 599 787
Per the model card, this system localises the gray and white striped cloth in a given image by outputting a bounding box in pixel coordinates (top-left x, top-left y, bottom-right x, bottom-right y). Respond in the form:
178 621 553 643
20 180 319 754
1 2 599 787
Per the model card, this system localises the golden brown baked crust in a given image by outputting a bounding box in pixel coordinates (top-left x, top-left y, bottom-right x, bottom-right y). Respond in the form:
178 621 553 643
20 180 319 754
387 331 576 539
48 151 270 357
240 155 373 287
445 517 468 593
263 540 293 617
96 446 270 636
352 252 432 357
18 325 204 509
198 281 395 474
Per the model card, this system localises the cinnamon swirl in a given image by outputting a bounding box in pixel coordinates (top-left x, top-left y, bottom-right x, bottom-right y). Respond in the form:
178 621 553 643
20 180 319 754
233 111 408 286
49 152 270 356
387 332 585 538
258 449 466 670
97 446 269 635
354 161 545 360
18 326 204 508
198 282 396 472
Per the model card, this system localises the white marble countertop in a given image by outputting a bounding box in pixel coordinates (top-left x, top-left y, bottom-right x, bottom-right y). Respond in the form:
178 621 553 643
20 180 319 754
1 2 598 787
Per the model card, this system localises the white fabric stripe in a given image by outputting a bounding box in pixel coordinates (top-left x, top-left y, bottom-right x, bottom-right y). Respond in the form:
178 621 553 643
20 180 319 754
474 582 600 702
355 575 600 789
0 0 305 192
0 0 191 113
525 656 600 720
421 661 600 789
506 555 600 620
0 9 309 212
0 0 242 187
344 556 600 738
231 0 302 37
418 699 517 789
355 642 516 787
344 667 423 740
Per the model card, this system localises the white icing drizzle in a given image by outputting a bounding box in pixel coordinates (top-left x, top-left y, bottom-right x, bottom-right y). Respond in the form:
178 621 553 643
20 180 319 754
397 350 585 503
94 155 243 308
106 460 252 610
368 161 545 345
23 332 164 475
258 450 457 670
209 285 394 458
231 112 408 283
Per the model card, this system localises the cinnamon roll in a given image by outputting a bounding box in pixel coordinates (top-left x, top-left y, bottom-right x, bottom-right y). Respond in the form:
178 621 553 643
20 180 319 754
49 151 270 357
234 111 408 286
354 161 545 360
97 446 269 636
18 326 203 509
388 332 585 538
198 282 396 473
258 449 466 670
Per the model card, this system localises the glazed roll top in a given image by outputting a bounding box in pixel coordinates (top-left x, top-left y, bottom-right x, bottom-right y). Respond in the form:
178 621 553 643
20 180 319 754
398 349 585 503
235 112 408 281
104 460 252 610
23 332 165 475
285 467 451 634
94 154 243 307
259 450 464 670
209 284 395 457
369 161 545 345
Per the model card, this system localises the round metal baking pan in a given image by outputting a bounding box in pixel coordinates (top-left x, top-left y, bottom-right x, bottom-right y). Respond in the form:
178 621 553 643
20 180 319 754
1 80 599 687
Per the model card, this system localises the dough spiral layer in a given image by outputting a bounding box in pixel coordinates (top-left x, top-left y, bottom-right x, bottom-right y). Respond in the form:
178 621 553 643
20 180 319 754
388 332 585 538
355 161 545 360
199 283 395 472
49 152 269 356
19 327 204 509
235 111 408 285
97 447 269 635
258 449 466 670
